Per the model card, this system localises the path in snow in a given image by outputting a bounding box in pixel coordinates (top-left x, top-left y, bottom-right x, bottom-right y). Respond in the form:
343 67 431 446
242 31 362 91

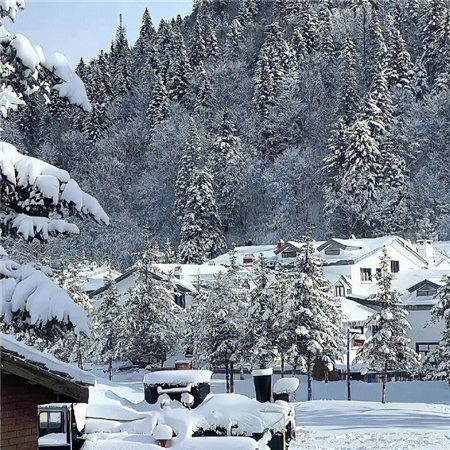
293 400 450 449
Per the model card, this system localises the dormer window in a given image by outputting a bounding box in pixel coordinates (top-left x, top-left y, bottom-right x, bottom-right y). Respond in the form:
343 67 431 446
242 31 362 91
325 248 340 256
335 285 345 297
281 251 297 258
360 268 372 282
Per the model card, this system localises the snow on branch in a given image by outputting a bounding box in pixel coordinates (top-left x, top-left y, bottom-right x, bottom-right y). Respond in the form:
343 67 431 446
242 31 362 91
1 142 109 241
0 257 91 335
0 1 90 115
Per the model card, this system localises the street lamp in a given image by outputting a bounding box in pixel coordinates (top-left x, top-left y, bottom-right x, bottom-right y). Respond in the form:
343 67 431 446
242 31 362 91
347 327 365 401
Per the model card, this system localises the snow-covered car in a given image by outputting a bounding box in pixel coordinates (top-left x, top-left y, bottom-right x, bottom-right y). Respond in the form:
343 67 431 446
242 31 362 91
143 370 296 449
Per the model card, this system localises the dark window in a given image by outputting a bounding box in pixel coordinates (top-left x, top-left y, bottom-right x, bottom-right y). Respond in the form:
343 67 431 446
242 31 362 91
39 411 64 437
391 260 400 273
417 288 437 297
416 342 439 357
361 268 372 282
335 285 345 297
325 248 340 256
174 293 186 308
281 251 297 258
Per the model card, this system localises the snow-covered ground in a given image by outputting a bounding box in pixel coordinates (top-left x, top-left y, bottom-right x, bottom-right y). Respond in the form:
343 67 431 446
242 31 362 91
84 369 449 449
293 401 450 449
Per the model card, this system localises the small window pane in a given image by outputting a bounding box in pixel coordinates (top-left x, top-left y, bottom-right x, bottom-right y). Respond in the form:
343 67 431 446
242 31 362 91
391 261 400 273
48 412 62 429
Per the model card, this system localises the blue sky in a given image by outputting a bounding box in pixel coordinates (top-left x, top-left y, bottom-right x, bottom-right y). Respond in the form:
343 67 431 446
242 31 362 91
7 1 193 68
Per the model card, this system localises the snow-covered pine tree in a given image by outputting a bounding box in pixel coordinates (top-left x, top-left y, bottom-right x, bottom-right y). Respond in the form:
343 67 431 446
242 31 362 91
174 117 201 219
422 275 450 384
317 0 334 59
109 19 133 96
0 1 108 338
90 278 124 380
186 250 248 392
47 262 93 367
146 75 170 134
419 0 449 85
191 61 214 113
227 19 243 60
253 22 291 158
242 255 280 370
355 248 420 403
166 28 190 104
134 8 156 58
178 168 225 263
323 37 360 234
189 17 206 70
386 27 413 91
287 236 343 400
211 109 243 227
123 242 180 368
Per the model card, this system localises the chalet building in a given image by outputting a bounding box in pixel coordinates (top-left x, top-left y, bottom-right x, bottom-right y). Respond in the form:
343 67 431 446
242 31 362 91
0 334 94 450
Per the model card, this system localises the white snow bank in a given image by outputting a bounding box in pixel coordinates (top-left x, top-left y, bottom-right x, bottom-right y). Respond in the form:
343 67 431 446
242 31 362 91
144 370 213 386
0 259 90 334
176 436 259 449
273 377 299 394
194 393 291 435
0 333 95 385
0 85 25 117
293 400 450 449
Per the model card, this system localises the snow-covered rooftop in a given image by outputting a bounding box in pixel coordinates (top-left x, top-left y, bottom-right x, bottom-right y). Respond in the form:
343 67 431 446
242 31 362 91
341 299 377 322
0 333 95 385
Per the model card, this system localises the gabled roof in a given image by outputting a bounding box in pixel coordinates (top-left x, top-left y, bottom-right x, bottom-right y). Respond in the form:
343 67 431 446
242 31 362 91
334 274 352 288
317 238 363 252
407 279 441 293
0 334 94 402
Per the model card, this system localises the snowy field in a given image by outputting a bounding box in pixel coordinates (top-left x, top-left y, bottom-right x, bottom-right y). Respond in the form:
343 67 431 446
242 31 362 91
84 369 450 449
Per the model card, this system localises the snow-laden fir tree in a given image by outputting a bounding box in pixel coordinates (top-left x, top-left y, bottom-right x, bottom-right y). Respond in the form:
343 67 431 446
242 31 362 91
123 244 180 368
134 8 156 58
146 75 170 134
186 247 248 392
242 254 280 370
166 28 190 104
90 278 124 381
109 19 133 96
422 275 450 385
386 27 413 91
189 17 206 70
47 262 93 368
178 168 225 263
174 117 201 219
0 1 108 339
355 248 420 403
211 108 243 226
287 236 343 400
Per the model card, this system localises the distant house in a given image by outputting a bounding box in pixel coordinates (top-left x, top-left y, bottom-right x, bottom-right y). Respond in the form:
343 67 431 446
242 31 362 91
0 334 94 450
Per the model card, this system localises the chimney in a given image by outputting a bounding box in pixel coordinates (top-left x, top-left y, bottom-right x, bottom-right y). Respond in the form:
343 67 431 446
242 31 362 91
424 240 435 269
277 239 284 250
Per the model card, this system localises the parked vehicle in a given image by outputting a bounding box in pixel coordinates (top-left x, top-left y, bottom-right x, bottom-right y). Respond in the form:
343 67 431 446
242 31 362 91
38 403 86 450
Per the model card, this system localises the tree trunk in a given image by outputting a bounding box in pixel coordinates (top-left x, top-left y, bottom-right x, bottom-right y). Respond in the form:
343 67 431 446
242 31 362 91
225 361 230 393
230 363 234 393
108 337 113 381
109 357 113 381
281 356 285 378
382 360 388 404
324 364 329 384
307 359 313 401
